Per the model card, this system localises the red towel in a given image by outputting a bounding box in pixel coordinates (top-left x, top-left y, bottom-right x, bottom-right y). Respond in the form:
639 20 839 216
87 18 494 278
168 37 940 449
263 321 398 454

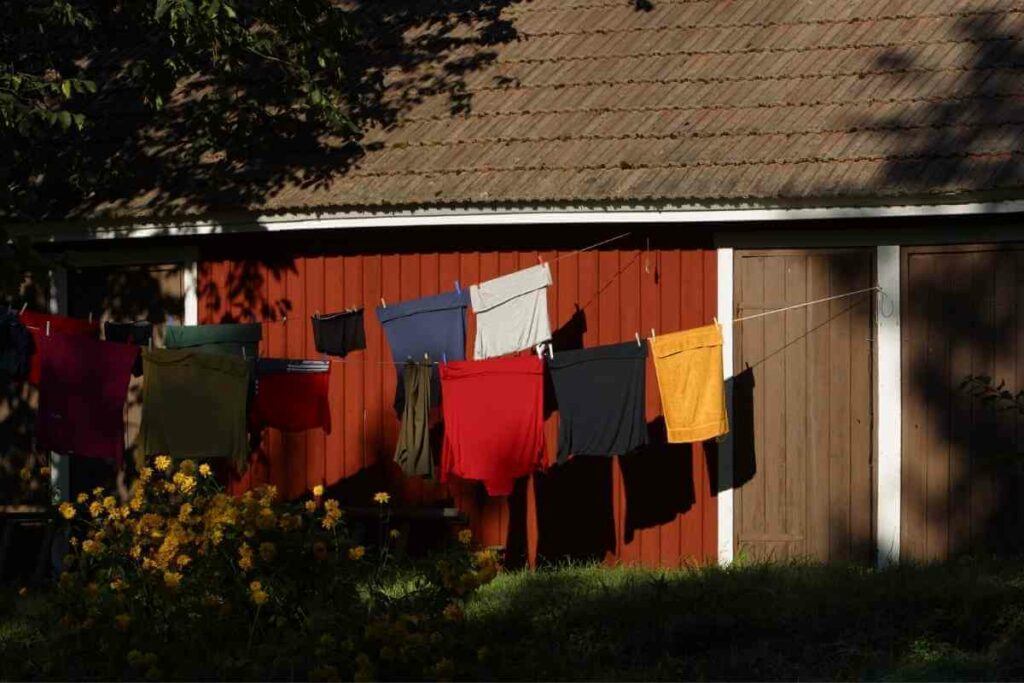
20 311 100 386
250 359 332 434
440 355 545 496
35 333 139 466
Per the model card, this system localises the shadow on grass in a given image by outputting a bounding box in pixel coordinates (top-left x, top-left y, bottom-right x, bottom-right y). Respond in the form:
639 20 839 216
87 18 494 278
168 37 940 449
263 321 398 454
464 559 1024 681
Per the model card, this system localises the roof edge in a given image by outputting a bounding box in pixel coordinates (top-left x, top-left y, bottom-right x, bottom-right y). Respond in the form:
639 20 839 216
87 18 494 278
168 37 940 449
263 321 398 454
11 196 1024 243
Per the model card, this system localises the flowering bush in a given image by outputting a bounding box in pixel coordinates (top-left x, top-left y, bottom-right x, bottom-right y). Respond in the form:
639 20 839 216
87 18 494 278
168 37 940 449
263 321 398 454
29 457 498 681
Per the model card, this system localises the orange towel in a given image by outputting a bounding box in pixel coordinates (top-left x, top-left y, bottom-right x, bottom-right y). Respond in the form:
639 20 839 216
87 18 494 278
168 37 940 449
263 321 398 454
650 323 729 443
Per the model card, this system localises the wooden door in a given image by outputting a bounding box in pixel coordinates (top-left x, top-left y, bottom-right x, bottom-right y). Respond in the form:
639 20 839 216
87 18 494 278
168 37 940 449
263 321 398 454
733 249 874 562
901 245 1024 561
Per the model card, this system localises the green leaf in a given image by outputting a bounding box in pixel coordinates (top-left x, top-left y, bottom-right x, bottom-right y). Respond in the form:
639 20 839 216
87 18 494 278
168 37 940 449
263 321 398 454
155 0 171 20
61 80 72 98
57 110 72 129
73 113 85 130
223 3 236 18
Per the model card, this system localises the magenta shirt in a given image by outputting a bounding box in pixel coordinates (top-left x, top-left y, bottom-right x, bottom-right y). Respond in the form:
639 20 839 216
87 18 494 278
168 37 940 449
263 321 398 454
35 333 139 466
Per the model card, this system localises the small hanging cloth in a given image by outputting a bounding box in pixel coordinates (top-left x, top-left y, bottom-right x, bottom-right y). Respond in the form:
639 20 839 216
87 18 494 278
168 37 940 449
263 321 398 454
470 263 552 360
649 323 729 443
440 356 546 496
35 334 139 467
250 358 332 434
20 310 100 386
394 361 433 479
139 349 250 468
104 320 153 377
311 309 366 357
0 310 33 380
164 322 262 358
376 289 470 413
548 341 648 462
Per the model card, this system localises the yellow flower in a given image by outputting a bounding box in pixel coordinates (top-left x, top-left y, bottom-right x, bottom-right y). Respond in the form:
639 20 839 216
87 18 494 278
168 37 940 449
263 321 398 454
82 539 104 555
138 467 153 483
39 465 50 477
238 543 254 572
110 578 124 591
102 496 117 512
259 542 276 562
198 463 212 478
175 555 191 569
458 529 472 545
19 467 31 481
249 580 269 605
178 459 196 474
114 613 132 630
76 492 89 504
58 502 76 520
373 491 391 505
154 455 172 472
163 571 182 589
88 501 103 518
389 529 400 540
312 541 328 562
348 545 366 561
172 472 196 496
304 500 317 513
69 537 79 548
130 545 142 559
92 486 104 497
18 586 28 597
178 502 193 522
312 484 324 497
321 514 339 530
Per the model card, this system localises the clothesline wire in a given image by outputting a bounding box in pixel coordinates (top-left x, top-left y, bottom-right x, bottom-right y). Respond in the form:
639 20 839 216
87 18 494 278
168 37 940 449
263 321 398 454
731 286 882 324
550 231 633 263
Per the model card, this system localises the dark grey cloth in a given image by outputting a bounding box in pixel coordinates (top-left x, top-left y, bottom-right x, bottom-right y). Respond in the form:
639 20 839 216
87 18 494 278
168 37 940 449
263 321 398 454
311 309 366 357
548 341 648 462
394 362 433 478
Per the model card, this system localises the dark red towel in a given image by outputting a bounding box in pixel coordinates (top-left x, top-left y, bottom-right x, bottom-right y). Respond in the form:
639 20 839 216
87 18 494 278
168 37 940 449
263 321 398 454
35 333 139 466
440 355 545 496
250 359 332 434
20 311 100 386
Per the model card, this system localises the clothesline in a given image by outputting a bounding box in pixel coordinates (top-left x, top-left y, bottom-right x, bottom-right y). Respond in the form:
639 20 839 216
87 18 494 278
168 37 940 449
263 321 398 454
731 286 882 324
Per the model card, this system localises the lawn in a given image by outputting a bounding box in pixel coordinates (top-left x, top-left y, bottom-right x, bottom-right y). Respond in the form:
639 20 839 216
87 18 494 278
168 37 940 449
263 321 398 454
5 557 1024 680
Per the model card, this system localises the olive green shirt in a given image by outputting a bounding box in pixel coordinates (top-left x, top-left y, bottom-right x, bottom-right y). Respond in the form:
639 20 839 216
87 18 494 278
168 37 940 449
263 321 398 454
139 349 250 468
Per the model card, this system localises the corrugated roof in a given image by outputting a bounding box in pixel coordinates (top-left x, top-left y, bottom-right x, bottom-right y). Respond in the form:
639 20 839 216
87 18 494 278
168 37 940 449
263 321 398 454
83 0 1024 219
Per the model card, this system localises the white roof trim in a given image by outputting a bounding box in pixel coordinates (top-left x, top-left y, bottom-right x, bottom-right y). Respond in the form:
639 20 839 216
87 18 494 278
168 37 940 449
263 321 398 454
16 199 1024 242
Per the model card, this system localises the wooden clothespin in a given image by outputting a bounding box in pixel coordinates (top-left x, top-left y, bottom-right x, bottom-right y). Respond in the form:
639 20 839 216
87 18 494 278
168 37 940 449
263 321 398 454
282 315 287 325
713 316 719 326
536 254 544 265
548 343 553 359
442 351 447 365
380 297 387 308
45 321 51 336
454 280 461 294
650 328 655 340
635 332 641 347
88 311 93 324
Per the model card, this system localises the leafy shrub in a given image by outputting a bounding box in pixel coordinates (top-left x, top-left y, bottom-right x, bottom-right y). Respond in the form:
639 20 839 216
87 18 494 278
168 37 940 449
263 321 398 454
15 457 497 681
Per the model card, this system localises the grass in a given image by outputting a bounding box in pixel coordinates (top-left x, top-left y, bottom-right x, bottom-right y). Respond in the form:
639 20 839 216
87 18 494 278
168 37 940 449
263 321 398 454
5 558 1024 680
463 558 1024 681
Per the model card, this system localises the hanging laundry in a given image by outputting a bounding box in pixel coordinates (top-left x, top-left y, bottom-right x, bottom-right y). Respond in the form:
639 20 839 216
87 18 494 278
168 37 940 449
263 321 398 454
104 320 153 377
376 289 470 413
139 349 250 468
470 263 552 359
548 341 648 462
35 334 139 467
439 356 545 496
649 323 729 443
311 309 366 357
0 310 33 380
250 358 332 434
394 361 433 479
20 310 99 386
164 322 261 358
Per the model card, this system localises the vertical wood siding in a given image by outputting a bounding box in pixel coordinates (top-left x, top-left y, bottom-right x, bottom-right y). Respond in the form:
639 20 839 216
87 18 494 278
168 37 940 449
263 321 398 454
198 236 718 568
733 250 874 563
901 245 1024 561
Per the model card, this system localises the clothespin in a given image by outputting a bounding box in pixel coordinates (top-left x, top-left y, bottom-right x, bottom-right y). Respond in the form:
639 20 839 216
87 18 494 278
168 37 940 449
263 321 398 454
635 332 641 347
314 309 320 319
442 351 447 365
45 321 50 336
454 280 461 294
548 343 554 359
650 328 655 340
149 336 153 351
380 297 387 308
88 311 93 324
713 316 719 326
19 303 27 315
242 347 247 360
282 316 288 325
